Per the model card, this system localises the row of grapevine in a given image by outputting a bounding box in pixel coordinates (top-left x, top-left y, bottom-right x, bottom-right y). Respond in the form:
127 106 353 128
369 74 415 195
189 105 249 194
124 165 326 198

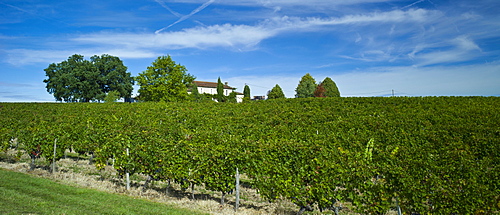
1 97 499 214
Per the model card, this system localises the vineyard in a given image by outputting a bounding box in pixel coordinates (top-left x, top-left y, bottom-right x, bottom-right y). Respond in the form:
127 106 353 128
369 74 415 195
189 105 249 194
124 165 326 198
1 97 499 214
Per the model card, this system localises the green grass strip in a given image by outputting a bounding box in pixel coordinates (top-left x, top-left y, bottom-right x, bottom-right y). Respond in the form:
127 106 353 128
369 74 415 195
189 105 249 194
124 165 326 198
0 168 207 215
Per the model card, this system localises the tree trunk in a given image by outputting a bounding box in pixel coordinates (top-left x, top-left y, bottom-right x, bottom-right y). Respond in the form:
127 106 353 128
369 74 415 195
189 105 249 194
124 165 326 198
30 157 35 171
221 191 226 205
165 179 171 196
88 153 94 165
143 175 153 191
334 206 340 215
297 207 306 215
191 183 195 200
296 205 313 215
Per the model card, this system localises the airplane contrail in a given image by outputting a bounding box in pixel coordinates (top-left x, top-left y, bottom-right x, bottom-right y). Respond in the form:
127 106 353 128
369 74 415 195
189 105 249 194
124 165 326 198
1 1 68 25
401 0 425 9
154 0 182 17
155 0 215 34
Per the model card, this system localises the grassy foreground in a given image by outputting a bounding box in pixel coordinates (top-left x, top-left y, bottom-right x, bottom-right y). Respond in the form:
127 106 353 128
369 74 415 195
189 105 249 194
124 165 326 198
0 168 207 215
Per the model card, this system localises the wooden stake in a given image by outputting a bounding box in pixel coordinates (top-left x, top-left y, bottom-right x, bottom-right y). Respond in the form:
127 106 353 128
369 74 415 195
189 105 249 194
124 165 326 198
126 148 130 190
191 183 195 200
396 196 402 215
52 138 57 173
235 168 240 211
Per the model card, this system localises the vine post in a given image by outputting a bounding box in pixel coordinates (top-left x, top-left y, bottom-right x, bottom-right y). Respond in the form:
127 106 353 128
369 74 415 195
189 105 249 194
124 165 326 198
396 196 402 215
30 156 35 171
189 168 195 200
191 183 195 200
126 148 130 190
235 167 240 211
51 138 57 173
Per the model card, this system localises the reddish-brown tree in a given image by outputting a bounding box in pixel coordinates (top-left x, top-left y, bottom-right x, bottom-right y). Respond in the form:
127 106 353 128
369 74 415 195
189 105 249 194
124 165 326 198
314 83 326 97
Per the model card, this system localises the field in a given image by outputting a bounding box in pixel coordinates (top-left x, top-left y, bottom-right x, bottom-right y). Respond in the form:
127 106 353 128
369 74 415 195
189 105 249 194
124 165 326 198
1 97 499 214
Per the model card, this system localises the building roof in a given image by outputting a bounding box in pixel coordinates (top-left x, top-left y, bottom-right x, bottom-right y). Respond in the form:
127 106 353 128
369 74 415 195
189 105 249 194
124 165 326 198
194 81 235 89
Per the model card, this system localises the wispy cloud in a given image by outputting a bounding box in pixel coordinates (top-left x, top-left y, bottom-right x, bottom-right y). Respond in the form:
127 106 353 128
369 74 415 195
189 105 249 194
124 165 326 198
0 81 52 102
4 49 75 65
410 36 483 66
0 94 54 102
76 9 437 48
74 23 273 49
0 82 34 88
4 47 160 66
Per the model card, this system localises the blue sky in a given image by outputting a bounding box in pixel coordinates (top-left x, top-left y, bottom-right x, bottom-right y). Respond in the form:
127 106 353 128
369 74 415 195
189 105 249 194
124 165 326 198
1 0 499 102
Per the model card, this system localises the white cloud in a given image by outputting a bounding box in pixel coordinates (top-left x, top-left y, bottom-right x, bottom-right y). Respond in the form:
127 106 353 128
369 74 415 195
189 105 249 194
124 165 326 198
4 48 159 66
5 49 75 65
74 23 274 50
410 35 483 66
101 49 160 59
71 8 438 50
333 62 500 96
454 35 481 51
460 12 481 20
0 81 53 102
332 8 436 24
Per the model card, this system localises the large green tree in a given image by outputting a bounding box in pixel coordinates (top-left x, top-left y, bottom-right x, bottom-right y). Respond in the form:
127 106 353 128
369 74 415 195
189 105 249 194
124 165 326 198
43 54 133 102
321 77 340 97
295 73 317 98
268 84 285 99
91 54 134 100
136 55 195 102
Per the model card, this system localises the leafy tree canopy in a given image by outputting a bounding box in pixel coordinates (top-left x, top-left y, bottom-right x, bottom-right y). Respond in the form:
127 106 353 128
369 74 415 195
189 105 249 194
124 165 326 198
268 84 285 99
136 55 195 102
295 73 317 98
43 54 133 102
321 77 340 97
